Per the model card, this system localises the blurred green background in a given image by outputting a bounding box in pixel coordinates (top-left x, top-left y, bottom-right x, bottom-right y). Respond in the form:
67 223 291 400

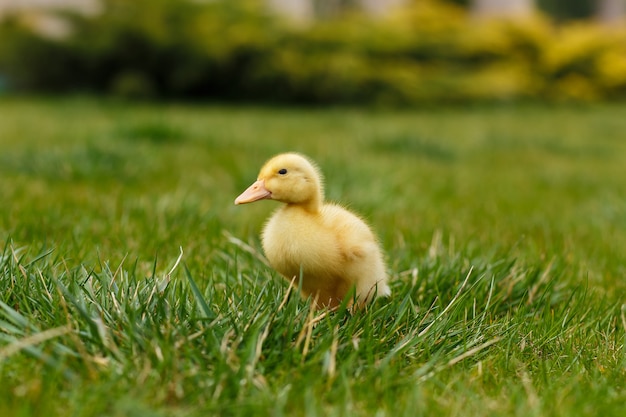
1 0 626 104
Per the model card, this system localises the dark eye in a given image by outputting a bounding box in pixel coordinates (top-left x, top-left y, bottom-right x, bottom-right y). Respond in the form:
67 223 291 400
278 168 288 175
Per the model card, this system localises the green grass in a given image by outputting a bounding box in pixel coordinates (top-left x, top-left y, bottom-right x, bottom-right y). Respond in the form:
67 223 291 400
1 97 625 416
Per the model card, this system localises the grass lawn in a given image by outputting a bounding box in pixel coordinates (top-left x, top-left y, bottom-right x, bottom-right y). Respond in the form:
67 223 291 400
0 97 625 416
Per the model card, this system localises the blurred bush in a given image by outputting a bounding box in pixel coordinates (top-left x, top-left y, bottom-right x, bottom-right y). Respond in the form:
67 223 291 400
1 0 625 104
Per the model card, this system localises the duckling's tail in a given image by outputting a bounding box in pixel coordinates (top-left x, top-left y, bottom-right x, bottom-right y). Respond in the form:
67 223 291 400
359 281 390 307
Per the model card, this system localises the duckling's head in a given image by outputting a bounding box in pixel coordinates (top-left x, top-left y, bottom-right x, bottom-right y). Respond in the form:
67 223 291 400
235 153 324 209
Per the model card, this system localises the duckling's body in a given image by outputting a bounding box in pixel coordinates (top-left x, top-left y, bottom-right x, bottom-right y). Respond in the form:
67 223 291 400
235 153 390 308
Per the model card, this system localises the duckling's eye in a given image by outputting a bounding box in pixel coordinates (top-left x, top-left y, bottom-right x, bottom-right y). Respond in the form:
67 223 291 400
278 168 288 175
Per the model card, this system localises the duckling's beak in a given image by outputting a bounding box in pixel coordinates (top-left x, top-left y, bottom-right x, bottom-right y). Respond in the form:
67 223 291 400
235 179 271 205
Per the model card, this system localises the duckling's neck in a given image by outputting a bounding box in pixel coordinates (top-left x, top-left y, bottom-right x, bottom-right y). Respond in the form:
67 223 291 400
286 196 322 214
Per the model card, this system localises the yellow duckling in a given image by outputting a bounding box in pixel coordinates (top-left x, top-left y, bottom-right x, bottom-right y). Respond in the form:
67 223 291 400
235 152 390 309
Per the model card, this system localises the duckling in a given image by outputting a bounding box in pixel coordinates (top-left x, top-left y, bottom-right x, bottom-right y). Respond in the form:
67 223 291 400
235 152 390 309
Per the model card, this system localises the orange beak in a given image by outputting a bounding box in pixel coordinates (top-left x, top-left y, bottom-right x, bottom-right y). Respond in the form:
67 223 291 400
234 179 271 205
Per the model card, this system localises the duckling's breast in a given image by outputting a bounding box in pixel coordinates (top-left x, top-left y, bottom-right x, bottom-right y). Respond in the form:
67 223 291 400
261 206 345 288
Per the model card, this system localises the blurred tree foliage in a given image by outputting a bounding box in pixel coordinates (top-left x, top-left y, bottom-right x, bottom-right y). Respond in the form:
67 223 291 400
537 0 595 21
1 0 625 104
